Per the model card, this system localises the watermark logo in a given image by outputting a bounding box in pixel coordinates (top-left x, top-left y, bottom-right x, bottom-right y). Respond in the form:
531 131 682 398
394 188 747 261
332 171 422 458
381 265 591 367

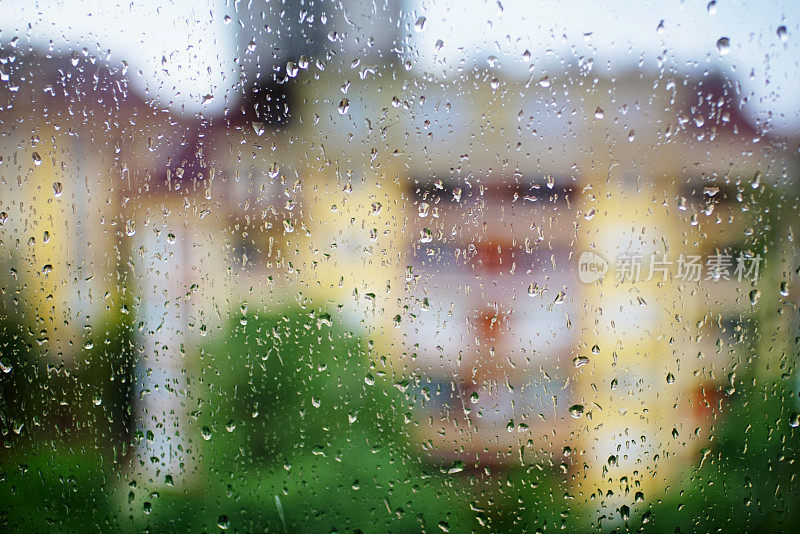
578 251 609 284
578 251 761 284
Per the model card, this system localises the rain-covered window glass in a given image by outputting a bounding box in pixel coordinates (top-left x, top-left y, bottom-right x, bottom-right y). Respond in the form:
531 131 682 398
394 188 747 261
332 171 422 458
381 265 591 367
1 1 799 532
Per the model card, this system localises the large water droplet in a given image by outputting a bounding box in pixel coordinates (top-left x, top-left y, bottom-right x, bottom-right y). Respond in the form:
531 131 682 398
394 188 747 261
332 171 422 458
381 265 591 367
573 356 589 367
620 505 630 521
780 281 789 297
716 37 731 55
527 282 538 297
749 289 761 305
790 412 800 428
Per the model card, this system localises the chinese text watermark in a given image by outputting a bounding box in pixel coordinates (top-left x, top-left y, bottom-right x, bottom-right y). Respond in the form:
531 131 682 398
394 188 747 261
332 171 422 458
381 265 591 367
578 251 761 284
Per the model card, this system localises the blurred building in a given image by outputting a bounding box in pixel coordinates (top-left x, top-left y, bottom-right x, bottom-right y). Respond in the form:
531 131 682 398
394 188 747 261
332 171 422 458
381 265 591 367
287 64 798 508
1 42 797 512
0 54 127 362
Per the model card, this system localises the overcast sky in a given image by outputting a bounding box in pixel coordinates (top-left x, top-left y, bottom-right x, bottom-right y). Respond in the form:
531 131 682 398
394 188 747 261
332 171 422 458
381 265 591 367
0 0 797 135
0 0 236 114
411 0 799 135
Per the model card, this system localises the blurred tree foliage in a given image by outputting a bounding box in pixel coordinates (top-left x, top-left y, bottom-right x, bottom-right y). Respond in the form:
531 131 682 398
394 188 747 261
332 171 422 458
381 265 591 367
0 294 135 451
1 304 796 532
634 375 800 533
0 294 135 531
1 307 481 532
